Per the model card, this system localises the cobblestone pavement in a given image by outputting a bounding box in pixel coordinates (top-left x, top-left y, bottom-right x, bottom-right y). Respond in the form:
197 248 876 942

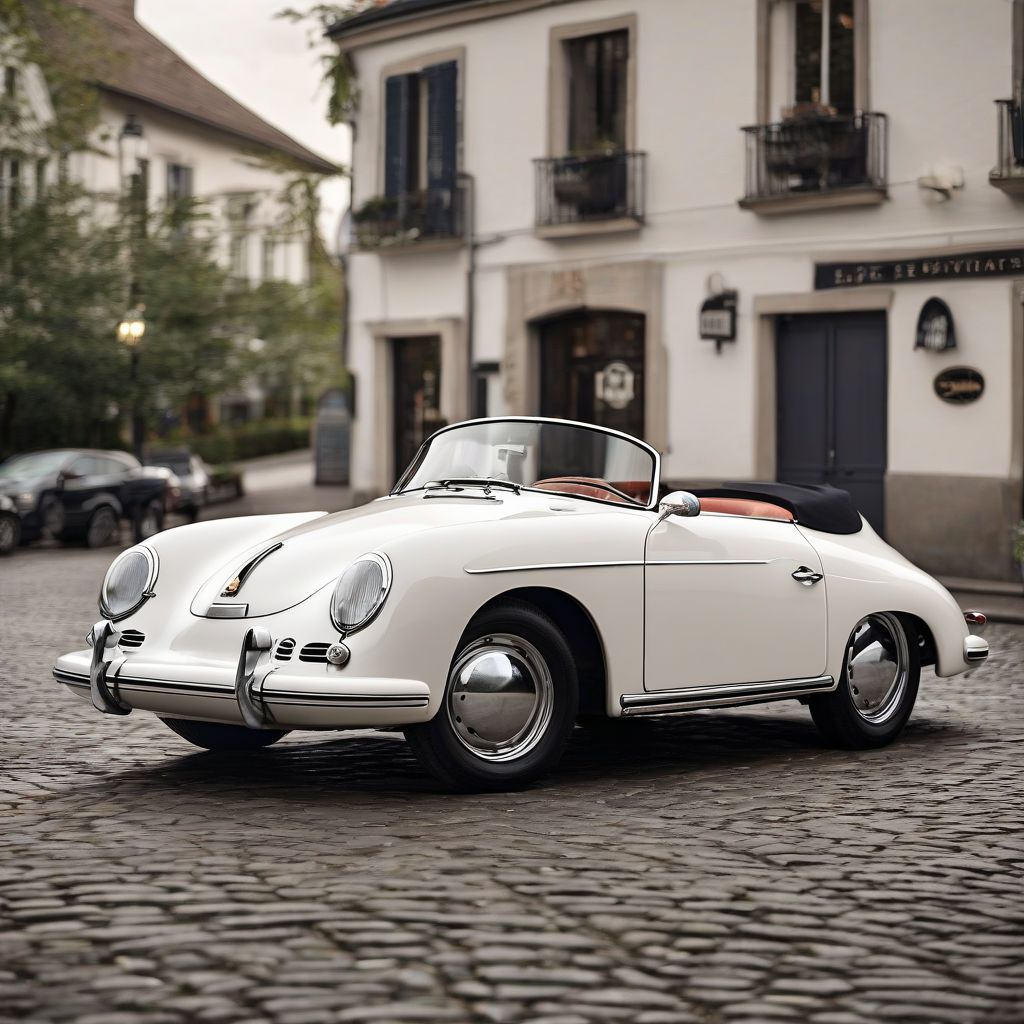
1 545 1022 1024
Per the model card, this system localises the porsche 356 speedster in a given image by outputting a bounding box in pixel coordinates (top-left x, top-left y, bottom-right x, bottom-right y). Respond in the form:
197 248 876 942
54 417 989 789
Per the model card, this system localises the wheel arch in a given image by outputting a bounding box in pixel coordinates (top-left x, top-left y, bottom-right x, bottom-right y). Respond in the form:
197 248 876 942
471 586 608 716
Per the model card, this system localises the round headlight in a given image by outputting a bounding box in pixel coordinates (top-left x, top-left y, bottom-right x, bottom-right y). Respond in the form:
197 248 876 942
100 546 158 620
330 553 391 634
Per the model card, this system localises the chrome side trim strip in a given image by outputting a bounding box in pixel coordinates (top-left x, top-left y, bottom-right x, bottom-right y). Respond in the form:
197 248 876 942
621 675 836 716
54 668 90 689
465 559 769 575
465 560 642 574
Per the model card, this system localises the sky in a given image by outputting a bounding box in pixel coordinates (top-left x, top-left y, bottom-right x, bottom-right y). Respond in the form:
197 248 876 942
136 0 352 247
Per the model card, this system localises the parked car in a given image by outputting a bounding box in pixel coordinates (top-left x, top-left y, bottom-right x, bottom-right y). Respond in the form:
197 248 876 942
0 448 170 548
146 448 244 517
53 417 988 790
0 494 20 555
146 448 209 521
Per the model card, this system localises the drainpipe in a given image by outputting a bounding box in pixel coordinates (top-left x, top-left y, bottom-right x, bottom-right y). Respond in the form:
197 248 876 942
458 171 476 418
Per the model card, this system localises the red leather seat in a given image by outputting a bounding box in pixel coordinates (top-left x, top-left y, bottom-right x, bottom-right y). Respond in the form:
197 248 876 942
698 497 794 521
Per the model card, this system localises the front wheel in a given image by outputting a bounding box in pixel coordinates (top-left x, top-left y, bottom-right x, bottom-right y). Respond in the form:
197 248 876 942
161 717 288 751
133 497 165 542
809 612 920 749
405 601 579 791
86 505 119 548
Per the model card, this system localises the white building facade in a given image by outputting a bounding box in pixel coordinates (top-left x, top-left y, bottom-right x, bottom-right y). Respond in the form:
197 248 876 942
332 0 1024 581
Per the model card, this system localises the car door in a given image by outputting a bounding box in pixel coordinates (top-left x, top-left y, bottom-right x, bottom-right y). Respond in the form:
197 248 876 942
644 511 827 690
59 455 103 530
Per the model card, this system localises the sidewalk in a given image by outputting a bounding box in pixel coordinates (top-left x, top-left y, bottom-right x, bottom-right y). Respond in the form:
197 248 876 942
940 575 1024 625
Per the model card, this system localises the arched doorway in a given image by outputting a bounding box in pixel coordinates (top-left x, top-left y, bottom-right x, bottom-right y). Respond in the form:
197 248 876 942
537 309 645 438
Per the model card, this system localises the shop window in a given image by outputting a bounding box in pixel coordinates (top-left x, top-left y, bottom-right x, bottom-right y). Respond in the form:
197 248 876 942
166 163 193 203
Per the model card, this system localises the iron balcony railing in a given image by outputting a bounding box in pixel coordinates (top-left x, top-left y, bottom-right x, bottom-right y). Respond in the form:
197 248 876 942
741 111 888 202
993 98 1024 180
534 151 646 227
352 184 465 249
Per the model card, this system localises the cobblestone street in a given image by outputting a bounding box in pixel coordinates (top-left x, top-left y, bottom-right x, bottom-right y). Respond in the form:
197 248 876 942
1 543 1022 1024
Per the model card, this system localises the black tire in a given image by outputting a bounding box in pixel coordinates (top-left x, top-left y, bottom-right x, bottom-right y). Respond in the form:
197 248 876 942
809 612 920 750
0 513 20 555
85 505 119 548
404 600 579 791
161 717 288 751
133 497 165 542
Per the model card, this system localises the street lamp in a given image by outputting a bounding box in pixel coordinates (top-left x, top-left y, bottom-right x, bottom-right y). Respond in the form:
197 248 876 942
117 307 146 459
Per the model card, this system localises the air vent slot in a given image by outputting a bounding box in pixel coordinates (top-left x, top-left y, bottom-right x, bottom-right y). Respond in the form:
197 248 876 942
275 638 296 662
299 642 331 663
119 629 145 649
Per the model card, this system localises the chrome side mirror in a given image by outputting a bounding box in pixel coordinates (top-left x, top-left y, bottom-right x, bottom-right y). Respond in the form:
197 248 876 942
657 490 701 523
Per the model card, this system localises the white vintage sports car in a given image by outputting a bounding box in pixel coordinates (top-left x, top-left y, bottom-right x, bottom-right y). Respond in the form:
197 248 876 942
54 417 989 790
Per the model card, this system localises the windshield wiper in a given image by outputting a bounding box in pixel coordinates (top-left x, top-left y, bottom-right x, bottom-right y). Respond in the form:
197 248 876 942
425 478 521 495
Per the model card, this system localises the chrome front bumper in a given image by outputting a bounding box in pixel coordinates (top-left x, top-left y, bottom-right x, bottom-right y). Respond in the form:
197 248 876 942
53 620 432 730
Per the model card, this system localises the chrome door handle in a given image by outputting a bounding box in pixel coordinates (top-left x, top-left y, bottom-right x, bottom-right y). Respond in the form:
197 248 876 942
792 566 824 586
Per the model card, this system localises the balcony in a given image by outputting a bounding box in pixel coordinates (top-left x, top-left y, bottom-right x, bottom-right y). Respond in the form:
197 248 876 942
534 151 646 238
352 185 464 251
990 99 1024 198
739 112 888 215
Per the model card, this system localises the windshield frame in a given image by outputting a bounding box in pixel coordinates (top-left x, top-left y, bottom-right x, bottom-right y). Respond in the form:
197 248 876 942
392 417 661 511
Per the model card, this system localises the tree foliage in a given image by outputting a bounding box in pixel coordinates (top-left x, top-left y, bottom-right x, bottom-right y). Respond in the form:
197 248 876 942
277 1 391 123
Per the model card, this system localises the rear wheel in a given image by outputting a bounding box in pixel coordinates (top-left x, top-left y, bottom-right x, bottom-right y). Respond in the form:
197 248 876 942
161 717 288 751
0 512 20 554
86 506 119 548
405 601 579 791
809 612 920 749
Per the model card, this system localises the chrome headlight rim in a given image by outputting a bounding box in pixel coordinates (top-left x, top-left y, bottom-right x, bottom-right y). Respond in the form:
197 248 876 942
99 544 159 621
329 552 392 636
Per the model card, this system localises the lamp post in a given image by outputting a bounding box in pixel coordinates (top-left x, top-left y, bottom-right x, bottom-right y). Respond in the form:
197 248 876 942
118 308 146 459
118 114 148 461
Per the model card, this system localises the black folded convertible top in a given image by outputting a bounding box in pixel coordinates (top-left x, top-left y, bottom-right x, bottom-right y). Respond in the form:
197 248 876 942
692 482 863 535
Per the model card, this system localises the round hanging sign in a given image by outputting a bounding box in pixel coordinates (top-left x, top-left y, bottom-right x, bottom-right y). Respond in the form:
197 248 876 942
934 366 984 404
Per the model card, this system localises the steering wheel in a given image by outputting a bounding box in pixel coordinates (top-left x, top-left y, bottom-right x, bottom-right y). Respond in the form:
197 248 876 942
538 477 641 504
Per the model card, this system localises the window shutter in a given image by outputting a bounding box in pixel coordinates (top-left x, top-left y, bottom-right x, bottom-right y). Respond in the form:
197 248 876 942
424 61 458 190
384 73 413 198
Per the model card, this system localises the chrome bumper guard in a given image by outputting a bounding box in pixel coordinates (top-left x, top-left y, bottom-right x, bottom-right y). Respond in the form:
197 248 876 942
88 619 132 716
964 635 989 664
235 626 276 729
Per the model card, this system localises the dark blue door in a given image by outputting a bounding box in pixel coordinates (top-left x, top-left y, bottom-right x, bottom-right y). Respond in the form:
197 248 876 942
776 312 887 534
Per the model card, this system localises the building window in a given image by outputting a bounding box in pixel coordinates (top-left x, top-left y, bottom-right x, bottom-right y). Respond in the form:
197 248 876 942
2 67 16 125
383 60 457 198
793 0 855 115
35 158 47 198
166 163 193 203
1 156 22 212
564 30 629 155
227 193 255 279
261 236 276 281
353 55 461 248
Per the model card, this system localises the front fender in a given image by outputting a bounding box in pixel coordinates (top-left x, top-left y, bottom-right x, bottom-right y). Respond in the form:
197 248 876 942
82 492 124 519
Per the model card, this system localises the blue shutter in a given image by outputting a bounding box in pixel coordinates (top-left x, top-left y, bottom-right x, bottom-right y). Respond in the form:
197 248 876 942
425 60 457 190
384 74 413 198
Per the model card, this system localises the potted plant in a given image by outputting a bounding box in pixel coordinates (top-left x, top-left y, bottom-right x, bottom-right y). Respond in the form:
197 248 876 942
552 139 627 216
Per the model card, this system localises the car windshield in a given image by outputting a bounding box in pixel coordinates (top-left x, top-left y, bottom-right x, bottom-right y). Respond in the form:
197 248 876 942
395 419 657 506
0 451 71 480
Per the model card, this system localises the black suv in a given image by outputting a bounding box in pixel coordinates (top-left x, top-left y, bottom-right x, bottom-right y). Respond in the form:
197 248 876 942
0 449 171 550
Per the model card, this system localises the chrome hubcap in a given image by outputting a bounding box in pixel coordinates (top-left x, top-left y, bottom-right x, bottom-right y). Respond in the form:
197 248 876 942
447 633 554 761
846 612 908 724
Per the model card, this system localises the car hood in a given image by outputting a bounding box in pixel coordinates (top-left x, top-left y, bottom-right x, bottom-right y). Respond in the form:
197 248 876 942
190 490 598 617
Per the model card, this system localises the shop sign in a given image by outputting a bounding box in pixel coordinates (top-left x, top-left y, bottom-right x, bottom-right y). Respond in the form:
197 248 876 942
815 248 1024 290
700 291 738 353
934 367 984 404
915 297 957 352
595 361 635 410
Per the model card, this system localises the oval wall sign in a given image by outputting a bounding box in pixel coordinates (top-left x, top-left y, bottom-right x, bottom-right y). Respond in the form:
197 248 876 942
934 366 984 404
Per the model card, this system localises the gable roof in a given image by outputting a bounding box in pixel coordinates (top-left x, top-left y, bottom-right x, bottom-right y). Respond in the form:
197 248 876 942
62 0 338 174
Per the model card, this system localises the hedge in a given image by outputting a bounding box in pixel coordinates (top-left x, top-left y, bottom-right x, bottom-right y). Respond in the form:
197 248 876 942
176 418 313 464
